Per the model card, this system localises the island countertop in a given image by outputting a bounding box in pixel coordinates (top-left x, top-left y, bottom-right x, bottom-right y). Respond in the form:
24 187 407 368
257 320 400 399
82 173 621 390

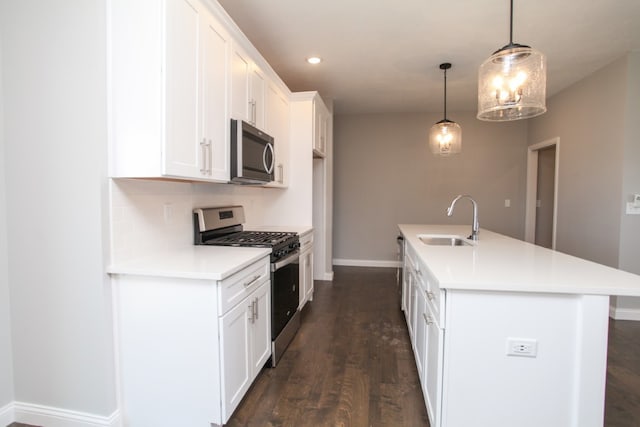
398 224 640 297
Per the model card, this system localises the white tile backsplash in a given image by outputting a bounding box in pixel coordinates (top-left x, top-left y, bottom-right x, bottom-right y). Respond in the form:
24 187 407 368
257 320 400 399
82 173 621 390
109 178 273 263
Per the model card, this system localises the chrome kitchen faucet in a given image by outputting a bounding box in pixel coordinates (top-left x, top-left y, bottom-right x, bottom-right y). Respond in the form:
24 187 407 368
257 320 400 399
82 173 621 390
446 195 479 241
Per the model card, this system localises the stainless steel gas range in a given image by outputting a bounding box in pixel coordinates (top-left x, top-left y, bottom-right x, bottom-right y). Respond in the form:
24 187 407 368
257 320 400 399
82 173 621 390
193 206 300 367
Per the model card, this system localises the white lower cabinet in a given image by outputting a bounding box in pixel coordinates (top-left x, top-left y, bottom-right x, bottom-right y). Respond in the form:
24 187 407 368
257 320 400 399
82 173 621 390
112 255 271 426
299 231 314 309
402 242 444 427
220 279 270 418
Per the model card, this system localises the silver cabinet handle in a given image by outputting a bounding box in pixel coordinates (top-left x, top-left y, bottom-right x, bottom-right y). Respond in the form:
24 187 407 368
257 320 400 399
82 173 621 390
206 139 212 175
199 139 208 174
423 313 434 325
243 274 261 288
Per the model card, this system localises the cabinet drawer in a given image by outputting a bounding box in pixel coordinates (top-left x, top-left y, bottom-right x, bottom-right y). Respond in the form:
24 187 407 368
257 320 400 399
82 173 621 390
416 260 443 323
299 231 313 251
218 257 270 315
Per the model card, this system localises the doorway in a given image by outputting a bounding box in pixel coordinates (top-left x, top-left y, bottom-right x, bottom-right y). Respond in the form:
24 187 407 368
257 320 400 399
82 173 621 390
525 138 560 249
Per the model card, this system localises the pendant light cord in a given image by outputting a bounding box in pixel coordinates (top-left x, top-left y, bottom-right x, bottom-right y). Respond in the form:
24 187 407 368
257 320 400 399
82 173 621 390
443 67 447 120
509 0 514 44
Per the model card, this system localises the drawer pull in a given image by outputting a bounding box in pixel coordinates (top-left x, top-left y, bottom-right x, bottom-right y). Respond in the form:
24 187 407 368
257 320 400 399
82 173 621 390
243 274 261 288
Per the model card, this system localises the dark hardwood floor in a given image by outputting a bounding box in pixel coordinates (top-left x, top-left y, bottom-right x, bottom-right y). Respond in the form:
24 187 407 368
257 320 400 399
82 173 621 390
7 267 640 427
228 266 640 427
227 266 428 427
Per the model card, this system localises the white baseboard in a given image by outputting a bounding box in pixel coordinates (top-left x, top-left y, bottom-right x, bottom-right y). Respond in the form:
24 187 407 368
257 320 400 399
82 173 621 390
609 305 640 321
313 271 334 281
12 401 121 427
0 402 14 427
333 258 401 268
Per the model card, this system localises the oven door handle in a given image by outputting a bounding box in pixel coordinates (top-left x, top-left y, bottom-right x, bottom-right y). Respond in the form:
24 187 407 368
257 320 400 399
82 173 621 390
273 249 299 271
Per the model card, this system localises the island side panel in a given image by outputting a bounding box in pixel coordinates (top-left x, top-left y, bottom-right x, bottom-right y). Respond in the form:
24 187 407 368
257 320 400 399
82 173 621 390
441 290 609 427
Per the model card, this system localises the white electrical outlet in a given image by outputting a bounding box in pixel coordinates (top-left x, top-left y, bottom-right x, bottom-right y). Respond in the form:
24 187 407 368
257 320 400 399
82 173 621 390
506 338 538 357
504 199 511 208
163 203 174 224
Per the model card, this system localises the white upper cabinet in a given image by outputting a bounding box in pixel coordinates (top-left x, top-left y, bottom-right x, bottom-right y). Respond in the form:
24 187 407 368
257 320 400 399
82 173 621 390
265 82 290 187
230 44 251 124
231 42 267 131
250 66 266 130
313 95 329 158
201 11 231 181
109 0 230 182
109 0 293 186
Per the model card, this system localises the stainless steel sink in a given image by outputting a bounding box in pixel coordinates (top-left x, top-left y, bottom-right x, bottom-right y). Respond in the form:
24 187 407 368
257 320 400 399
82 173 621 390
418 234 475 246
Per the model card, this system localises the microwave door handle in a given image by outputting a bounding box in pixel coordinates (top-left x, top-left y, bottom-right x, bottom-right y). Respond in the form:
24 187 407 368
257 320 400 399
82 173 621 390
263 143 275 174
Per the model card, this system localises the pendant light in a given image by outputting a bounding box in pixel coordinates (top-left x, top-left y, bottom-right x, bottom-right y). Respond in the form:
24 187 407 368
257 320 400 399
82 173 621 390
477 0 546 121
429 63 461 156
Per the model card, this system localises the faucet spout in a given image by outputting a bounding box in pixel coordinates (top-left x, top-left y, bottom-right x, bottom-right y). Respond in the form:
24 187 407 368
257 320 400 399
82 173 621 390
446 195 479 241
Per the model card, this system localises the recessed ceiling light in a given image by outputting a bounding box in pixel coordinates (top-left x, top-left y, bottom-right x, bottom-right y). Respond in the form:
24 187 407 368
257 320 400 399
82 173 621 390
307 57 322 65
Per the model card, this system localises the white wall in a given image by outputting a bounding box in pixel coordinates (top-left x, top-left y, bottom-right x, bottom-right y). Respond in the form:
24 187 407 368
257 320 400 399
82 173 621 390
1 0 117 418
528 52 640 317
0 28 16 421
333 111 528 264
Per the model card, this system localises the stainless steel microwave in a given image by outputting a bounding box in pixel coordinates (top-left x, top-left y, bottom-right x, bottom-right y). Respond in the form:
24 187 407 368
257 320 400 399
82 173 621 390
230 119 275 184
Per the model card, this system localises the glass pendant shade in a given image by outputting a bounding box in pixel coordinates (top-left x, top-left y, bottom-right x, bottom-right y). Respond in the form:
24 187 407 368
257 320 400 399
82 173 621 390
429 119 461 156
430 62 461 156
477 44 546 121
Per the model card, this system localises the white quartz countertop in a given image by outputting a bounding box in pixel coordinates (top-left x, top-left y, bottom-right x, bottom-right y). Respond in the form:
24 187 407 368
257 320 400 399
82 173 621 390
107 246 271 281
399 224 640 297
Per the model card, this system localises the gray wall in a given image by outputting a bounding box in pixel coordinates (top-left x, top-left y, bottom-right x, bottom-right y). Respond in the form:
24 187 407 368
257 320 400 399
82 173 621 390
1 0 117 416
528 52 640 312
617 52 640 311
333 111 528 263
0 30 15 413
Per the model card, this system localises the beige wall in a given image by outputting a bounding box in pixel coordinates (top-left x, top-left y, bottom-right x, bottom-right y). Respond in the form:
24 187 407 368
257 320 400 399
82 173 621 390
333 111 528 263
528 52 640 314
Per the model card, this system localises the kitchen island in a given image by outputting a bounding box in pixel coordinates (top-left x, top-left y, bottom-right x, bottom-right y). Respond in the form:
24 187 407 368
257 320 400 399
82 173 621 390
398 224 640 427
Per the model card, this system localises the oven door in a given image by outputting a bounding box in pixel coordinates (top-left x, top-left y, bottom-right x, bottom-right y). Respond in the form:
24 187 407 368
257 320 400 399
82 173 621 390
271 250 300 339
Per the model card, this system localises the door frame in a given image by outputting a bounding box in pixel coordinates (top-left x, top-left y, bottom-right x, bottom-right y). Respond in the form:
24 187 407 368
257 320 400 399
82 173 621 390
525 137 560 249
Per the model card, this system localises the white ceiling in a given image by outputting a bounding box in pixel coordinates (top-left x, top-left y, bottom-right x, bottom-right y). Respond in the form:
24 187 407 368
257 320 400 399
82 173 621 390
218 0 640 115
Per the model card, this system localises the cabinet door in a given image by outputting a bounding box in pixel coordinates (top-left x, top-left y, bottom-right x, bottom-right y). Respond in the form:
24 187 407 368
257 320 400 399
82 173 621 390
415 288 427 382
220 295 252 419
312 96 327 157
298 249 313 309
305 250 313 303
230 44 251 122
424 307 443 427
265 83 290 186
201 11 230 181
251 280 271 375
163 0 202 178
250 66 266 129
